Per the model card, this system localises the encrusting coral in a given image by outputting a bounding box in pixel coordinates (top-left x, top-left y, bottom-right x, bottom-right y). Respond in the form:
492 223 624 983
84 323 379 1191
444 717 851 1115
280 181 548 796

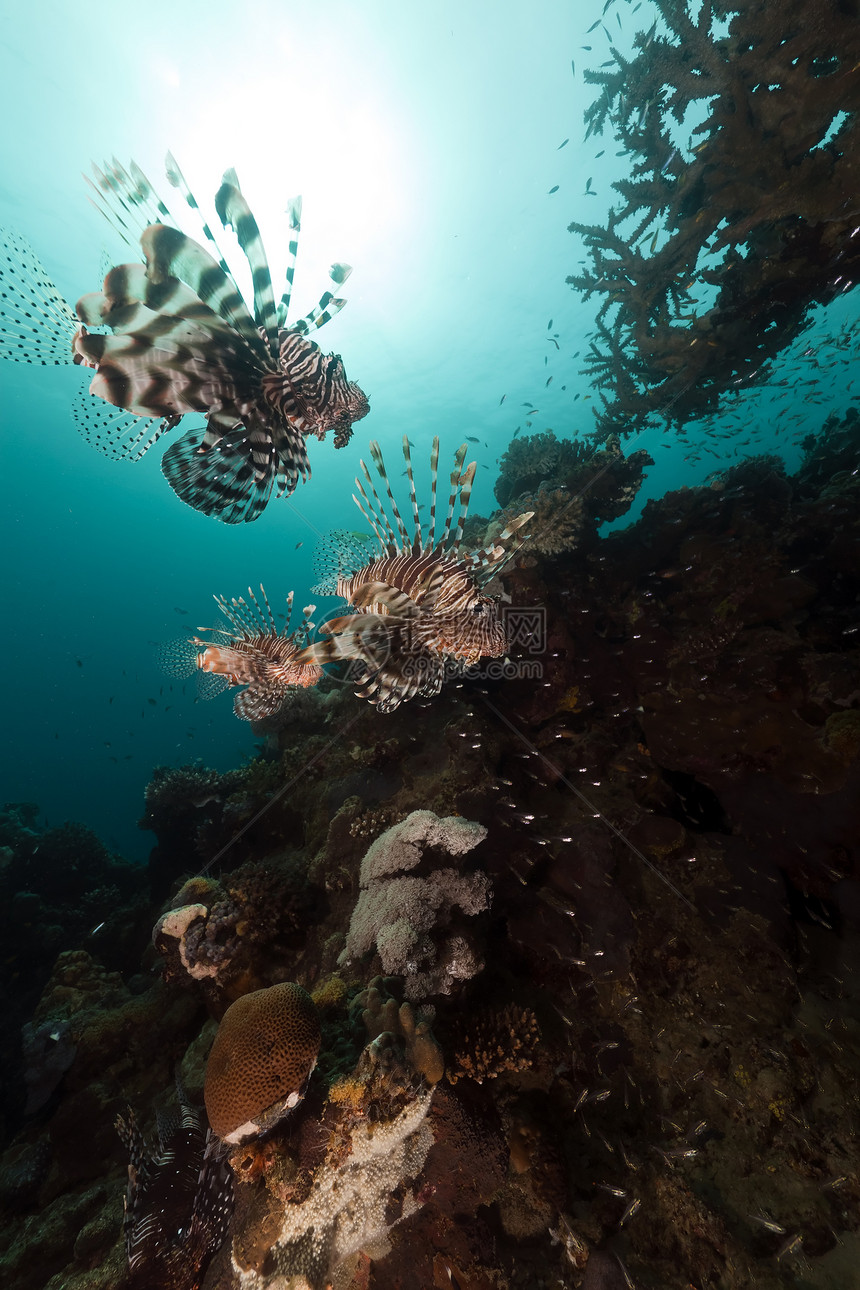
339 811 491 1000
230 1038 435 1290
204 983 321 1143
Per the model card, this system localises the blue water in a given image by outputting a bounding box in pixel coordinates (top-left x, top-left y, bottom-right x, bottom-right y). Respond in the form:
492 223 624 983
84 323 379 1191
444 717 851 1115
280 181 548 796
0 0 856 860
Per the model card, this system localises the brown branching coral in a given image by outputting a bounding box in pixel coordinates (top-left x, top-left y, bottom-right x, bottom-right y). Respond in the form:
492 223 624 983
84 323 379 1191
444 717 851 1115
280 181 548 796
446 1004 541 1085
492 431 653 546
570 0 860 434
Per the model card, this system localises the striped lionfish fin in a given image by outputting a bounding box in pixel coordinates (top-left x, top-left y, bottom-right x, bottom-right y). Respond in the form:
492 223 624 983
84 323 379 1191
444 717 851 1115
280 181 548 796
355 454 399 549
466 510 534 585
160 413 293 524
139 223 269 365
164 153 238 277
369 440 411 547
233 685 291 722
0 228 78 365
310 530 378 595
349 581 421 616
277 195 302 328
70 381 177 461
450 459 477 555
439 443 470 548
401 435 423 549
288 290 348 336
426 437 440 548
85 158 167 254
214 168 279 362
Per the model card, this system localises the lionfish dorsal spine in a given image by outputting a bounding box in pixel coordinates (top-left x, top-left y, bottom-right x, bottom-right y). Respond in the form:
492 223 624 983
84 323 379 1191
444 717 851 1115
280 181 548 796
369 440 411 548
214 168 280 362
248 584 278 635
439 443 469 548
164 153 236 283
85 160 158 254
283 589 295 636
467 510 534 584
427 437 440 548
401 435 423 550
277 195 302 328
357 456 399 548
450 459 477 555
289 290 348 336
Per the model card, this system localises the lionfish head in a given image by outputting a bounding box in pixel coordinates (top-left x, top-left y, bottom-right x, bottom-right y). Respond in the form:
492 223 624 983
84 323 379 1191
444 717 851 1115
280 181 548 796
415 595 508 663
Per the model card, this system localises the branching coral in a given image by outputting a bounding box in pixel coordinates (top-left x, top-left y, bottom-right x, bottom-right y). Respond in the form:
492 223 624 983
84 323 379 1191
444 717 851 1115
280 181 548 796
493 431 652 537
446 1004 541 1085
569 0 860 433
339 812 491 1000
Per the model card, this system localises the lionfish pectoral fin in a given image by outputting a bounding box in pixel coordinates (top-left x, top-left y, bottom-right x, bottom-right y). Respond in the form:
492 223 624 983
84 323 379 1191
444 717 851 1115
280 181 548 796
71 382 179 462
0 228 79 366
349 581 421 616
161 415 293 524
154 636 204 679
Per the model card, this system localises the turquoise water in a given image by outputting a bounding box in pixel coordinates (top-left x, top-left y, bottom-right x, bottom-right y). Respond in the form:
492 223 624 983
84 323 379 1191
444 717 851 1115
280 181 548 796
0 0 856 862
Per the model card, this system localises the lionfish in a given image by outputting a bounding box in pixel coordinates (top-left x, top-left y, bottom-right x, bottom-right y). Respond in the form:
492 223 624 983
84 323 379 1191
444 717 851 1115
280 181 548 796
297 437 533 711
115 1082 233 1290
161 585 322 721
0 156 369 522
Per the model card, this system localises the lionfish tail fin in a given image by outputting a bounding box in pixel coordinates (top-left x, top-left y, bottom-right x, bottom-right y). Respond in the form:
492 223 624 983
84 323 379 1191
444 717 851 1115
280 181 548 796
311 529 378 595
0 229 79 365
214 168 279 359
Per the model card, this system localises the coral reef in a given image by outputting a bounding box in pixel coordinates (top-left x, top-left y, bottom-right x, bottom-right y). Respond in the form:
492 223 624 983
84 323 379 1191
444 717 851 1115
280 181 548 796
204 983 321 1143
569 0 860 433
493 431 653 549
153 856 317 1000
339 811 491 1000
1 407 859 1290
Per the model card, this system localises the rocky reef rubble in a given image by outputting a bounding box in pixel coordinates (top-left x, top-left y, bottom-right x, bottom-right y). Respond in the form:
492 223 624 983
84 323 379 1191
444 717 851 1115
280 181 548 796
0 409 858 1288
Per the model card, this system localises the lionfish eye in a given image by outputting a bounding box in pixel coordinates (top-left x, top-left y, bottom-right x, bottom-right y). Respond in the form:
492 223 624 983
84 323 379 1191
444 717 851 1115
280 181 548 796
472 602 486 615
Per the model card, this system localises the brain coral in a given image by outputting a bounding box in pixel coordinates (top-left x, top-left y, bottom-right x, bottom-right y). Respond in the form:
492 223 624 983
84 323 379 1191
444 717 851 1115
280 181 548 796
204 983 321 1144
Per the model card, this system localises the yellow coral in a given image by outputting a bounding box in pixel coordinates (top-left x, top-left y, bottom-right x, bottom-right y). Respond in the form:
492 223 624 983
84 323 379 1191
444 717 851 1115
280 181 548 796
311 974 348 1012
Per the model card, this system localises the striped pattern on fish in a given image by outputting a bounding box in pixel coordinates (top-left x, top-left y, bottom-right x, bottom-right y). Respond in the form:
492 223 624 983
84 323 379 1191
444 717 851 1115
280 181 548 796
160 585 322 721
116 1080 233 1289
298 436 533 711
0 157 369 523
